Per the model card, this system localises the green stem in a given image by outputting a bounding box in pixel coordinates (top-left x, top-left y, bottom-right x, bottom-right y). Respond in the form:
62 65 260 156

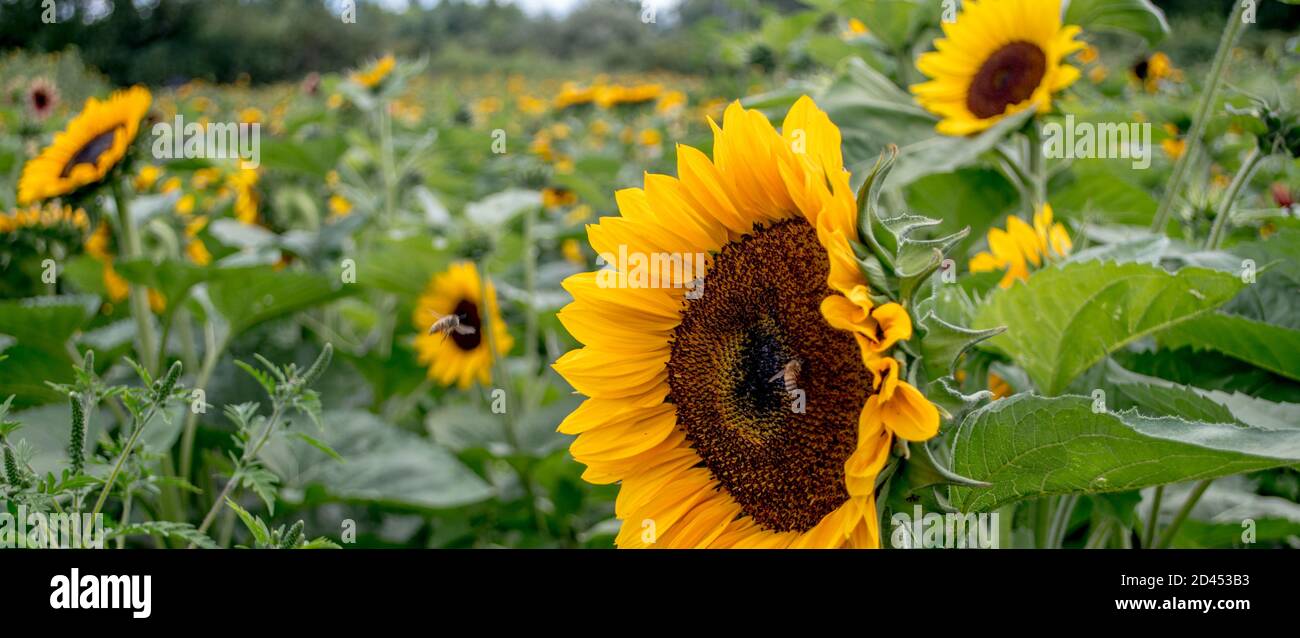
1204 147 1263 250
195 402 284 538
1155 479 1213 549
1025 127 1047 213
476 256 545 534
110 181 159 375
1151 1 1249 233
1144 485 1164 548
1048 494 1079 548
90 400 164 518
179 331 229 484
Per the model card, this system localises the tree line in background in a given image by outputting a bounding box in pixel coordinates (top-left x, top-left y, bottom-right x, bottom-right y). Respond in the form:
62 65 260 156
0 0 1297 86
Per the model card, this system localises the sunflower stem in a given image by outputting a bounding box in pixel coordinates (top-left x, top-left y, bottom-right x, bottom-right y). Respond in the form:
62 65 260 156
1143 484 1164 548
110 180 159 376
1024 126 1047 214
1150 1 1249 233
1204 147 1263 250
1154 479 1213 549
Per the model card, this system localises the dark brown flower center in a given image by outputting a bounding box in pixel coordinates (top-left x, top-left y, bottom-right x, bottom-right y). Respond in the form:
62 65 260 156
667 218 869 533
451 298 483 351
60 128 121 178
32 89 50 110
966 41 1047 119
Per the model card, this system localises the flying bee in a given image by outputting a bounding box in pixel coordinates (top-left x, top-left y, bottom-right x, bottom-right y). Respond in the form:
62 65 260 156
427 312 477 342
768 358 802 395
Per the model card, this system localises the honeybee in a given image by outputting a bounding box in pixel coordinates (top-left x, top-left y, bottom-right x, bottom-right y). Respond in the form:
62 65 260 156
768 358 802 394
427 312 477 341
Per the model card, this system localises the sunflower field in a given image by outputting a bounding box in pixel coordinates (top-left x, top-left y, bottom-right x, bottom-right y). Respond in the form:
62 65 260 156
0 0 1298 553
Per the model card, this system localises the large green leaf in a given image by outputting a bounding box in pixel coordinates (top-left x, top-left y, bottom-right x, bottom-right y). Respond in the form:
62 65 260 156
950 394 1300 512
207 266 350 335
258 410 494 511
1063 0 1169 46
974 261 1242 394
0 296 98 407
1160 313 1300 382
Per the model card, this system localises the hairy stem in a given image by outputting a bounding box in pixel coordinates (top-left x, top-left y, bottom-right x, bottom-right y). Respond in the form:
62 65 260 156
1204 147 1264 250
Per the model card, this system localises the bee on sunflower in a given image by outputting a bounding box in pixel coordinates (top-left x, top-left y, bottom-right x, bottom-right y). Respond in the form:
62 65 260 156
18 86 152 204
911 0 1085 136
413 262 513 390
552 98 990 548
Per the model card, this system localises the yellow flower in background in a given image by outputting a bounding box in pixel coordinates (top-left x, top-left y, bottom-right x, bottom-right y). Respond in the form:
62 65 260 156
542 186 577 209
176 194 196 216
238 107 264 124
161 176 182 193
564 204 593 226
1161 123 1186 160
912 0 1084 135
969 204 1072 288
147 289 167 314
18 86 152 204
85 223 129 302
988 372 1012 400
1133 51 1179 92
595 83 662 108
842 17 870 39
553 156 575 174
185 215 212 266
1088 65 1108 84
518 95 547 115
192 167 221 190
135 164 161 192
1077 43 1099 65
326 93 344 110
554 82 596 109
655 90 686 114
412 262 513 390
473 96 502 118
561 238 584 265
328 194 353 218
326 170 341 189
0 203 88 234
552 97 938 549
351 54 396 90
228 168 260 224
637 128 662 147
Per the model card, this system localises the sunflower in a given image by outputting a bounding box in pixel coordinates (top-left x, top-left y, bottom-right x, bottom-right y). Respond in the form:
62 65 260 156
0 203 88 235
350 54 396 90
25 77 59 121
18 86 152 204
552 97 939 549
969 204 1072 288
911 0 1084 136
554 82 597 110
413 262 513 390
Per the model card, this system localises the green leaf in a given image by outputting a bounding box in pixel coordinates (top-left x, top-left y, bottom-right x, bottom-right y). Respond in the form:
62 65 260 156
258 410 493 511
207 266 350 335
1063 0 1170 46
259 136 349 178
974 261 1243 394
918 312 1005 380
109 521 218 549
950 394 1300 512
225 498 272 546
115 258 210 323
1160 312 1300 382
0 295 98 353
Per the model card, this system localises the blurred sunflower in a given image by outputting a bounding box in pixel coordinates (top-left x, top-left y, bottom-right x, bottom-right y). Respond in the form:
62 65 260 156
25 77 59 121
18 86 152 204
911 0 1084 135
554 82 596 109
1132 52 1179 93
412 262 513 390
552 97 938 549
0 202 88 235
350 54 396 90
84 223 130 303
969 204 1072 288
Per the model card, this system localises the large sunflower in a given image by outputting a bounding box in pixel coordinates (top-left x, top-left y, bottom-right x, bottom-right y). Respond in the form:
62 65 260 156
413 262 513 390
18 86 152 204
911 0 1084 136
553 97 939 549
